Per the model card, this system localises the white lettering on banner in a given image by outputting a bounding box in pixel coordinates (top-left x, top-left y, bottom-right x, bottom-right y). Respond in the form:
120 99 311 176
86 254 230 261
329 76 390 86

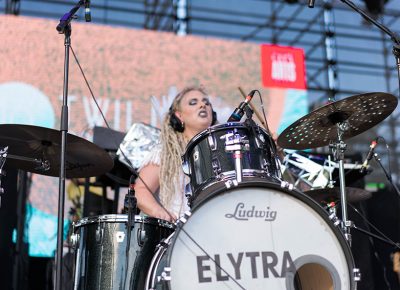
196 251 296 283
271 53 297 82
125 100 132 130
113 99 120 131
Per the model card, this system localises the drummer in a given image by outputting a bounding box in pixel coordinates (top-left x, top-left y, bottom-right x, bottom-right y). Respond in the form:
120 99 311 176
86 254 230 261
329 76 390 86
135 86 217 222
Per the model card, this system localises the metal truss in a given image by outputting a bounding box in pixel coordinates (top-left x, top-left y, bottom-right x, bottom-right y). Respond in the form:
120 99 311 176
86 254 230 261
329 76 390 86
2 0 400 181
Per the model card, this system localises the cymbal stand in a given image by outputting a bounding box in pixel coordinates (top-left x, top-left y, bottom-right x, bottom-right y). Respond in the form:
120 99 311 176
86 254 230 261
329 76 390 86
336 0 400 96
0 146 8 207
330 121 353 245
55 1 85 290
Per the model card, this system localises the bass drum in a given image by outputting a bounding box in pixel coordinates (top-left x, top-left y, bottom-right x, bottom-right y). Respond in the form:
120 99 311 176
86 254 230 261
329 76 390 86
145 178 358 290
72 214 174 290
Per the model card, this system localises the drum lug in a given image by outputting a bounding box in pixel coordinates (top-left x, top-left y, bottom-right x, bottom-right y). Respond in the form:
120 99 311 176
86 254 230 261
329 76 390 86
96 224 104 243
353 268 361 282
176 211 191 226
255 132 266 149
327 203 341 227
211 158 221 175
224 179 239 189
208 134 217 151
184 183 192 199
280 180 294 191
70 233 79 248
158 267 171 282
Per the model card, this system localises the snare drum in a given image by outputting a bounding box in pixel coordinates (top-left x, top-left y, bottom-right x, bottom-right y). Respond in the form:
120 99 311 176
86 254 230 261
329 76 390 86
72 214 174 290
145 178 358 289
182 123 281 202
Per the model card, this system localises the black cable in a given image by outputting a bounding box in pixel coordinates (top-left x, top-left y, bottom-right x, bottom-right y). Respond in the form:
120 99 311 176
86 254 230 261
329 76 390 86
69 45 175 221
252 89 280 177
348 203 396 288
347 203 400 249
70 45 244 289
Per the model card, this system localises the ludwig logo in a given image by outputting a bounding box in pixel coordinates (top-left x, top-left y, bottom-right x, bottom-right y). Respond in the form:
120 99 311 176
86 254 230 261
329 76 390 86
225 203 277 221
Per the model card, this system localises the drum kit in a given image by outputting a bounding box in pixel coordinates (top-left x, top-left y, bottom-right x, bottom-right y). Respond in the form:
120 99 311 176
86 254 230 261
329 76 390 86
0 92 398 289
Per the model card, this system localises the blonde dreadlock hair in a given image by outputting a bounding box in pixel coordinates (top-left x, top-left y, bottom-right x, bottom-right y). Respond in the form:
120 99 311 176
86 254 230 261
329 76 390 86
158 86 208 209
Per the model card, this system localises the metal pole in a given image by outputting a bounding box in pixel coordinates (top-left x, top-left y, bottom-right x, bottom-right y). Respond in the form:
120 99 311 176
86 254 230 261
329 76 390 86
55 25 71 290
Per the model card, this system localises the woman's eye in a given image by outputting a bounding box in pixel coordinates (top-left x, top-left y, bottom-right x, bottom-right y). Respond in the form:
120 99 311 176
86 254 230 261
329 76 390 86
203 99 210 105
189 100 197 105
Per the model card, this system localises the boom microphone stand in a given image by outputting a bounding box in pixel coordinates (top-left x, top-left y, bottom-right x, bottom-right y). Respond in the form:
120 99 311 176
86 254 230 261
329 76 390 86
55 2 86 290
311 0 400 94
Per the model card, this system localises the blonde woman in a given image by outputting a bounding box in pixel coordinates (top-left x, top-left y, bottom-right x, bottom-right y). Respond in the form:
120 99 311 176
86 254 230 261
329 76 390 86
135 87 217 222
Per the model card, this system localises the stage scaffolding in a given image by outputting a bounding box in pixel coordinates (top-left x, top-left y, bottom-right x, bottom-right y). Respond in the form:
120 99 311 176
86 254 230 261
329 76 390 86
2 0 400 182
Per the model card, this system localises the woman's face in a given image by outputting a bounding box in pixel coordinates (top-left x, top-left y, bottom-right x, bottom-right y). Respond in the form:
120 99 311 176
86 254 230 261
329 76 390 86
174 90 213 140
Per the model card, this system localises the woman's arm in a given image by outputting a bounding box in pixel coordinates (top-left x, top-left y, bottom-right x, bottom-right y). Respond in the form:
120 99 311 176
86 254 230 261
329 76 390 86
135 163 177 222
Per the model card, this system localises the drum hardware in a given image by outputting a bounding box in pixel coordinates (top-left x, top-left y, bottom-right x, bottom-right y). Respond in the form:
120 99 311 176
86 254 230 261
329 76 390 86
224 179 239 189
326 202 341 227
0 124 114 178
0 146 7 207
277 92 398 245
305 187 372 204
281 180 294 191
95 221 104 243
353 268 361 282
70 232 79 247
222 131 250 183
211 157 221 175
207 134 217 151
122 175 137 289
328 121 354 243
183 123 281 203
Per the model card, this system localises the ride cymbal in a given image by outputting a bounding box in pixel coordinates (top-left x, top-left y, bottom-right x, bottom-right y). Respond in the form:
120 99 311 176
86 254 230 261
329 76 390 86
305 187 372 204
0 124 114 178
277 92 398 150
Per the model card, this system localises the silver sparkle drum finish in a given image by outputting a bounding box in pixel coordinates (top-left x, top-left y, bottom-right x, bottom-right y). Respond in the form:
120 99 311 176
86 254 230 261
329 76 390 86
146 178 358 290
72 214 174 290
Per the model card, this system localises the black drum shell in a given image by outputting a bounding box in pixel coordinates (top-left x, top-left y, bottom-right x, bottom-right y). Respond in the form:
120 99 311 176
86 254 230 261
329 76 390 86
183 123 281 202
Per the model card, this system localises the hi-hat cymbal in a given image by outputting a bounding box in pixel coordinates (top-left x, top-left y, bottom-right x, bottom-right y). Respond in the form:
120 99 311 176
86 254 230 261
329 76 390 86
305 187 372 204
277 92 398 150
0 124 114 178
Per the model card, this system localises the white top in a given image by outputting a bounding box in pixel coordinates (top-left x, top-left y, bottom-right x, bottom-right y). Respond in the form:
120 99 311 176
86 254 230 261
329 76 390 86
140 144 190 218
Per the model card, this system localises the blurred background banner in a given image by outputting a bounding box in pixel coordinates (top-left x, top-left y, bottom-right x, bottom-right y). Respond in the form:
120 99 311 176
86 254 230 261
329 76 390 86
0 15 307 257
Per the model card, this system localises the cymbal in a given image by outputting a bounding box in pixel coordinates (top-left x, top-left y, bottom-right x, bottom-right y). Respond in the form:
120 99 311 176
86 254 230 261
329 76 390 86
277 92 398 150
0 124 114 178
305 187 372 204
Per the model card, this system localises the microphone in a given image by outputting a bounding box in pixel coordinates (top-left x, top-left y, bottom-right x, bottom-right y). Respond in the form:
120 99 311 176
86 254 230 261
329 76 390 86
124 175 137 215
308 0 315 8
84 0 91 22
360 138 378 174
227 90 256 122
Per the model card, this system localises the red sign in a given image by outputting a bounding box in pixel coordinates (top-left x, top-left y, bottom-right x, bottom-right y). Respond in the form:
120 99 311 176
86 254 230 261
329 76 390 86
261 44 307 89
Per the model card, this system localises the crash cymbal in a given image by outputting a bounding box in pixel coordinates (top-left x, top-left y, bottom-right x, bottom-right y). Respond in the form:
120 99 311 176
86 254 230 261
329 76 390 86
305 187 372 204
0 124 114 178
277 92 398 150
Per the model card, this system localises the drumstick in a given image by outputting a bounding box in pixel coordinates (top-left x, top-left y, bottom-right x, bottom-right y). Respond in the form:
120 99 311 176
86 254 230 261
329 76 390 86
238 87 271 135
